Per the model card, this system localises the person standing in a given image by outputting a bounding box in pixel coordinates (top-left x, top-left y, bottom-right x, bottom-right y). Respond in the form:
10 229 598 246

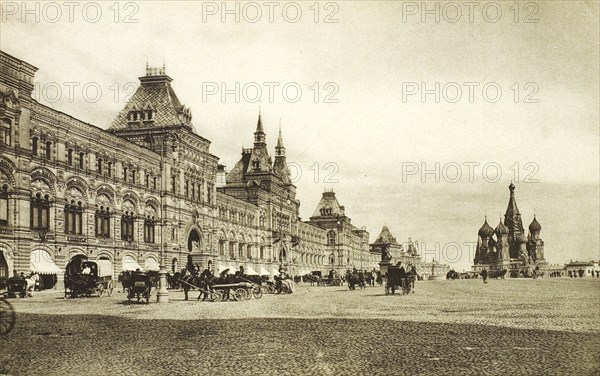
199 264 214 301
481 268 488 284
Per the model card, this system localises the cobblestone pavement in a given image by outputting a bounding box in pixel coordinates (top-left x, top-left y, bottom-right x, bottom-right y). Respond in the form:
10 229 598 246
1 279 599 375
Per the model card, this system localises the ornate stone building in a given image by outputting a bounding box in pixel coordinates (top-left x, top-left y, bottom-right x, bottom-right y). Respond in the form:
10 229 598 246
472 183 546 276
369 226 421 273
0 50 380 286
305 191 372 273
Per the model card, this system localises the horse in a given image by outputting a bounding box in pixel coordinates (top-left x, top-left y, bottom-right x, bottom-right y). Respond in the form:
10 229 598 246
305 273 320 286
24 273 39 297
405 267 418 293
446 270 459 280
489 269 507 279
346 271 360 290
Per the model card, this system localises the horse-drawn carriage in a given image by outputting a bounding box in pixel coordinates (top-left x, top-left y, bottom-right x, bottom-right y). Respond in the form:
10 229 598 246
178 271 264 302
385 265 415 295
6 276 30 298
0 279 16 335
64 257 114 298
346 270 367 290
125 271 153 304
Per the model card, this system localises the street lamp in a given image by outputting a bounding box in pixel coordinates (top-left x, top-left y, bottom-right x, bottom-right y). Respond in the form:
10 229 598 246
156 134 171 303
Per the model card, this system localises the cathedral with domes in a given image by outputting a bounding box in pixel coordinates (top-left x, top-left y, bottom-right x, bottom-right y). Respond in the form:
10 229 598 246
473 183 546 277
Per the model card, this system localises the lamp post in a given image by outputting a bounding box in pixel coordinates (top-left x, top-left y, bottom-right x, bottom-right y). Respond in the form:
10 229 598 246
156 134 170 303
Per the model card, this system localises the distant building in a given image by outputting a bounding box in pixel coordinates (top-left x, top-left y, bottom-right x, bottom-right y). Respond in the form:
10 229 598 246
564 260 599 278
370 226 421 273
473 184 546 277
420 258 450 280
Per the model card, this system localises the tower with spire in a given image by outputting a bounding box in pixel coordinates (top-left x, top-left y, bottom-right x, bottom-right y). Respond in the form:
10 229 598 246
219 111 298 260
273 125 292 184
504 182 525 258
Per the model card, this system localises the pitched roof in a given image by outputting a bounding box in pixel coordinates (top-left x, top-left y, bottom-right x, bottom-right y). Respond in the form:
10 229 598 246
109 69 194 132
312 191 345 217
374 226 398 244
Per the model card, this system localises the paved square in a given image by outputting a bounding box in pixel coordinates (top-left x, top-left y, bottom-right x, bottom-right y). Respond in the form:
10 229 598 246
2 279 599 375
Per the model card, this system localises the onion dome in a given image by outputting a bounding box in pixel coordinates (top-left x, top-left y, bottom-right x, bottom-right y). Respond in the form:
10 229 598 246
495 220 509 235
529 215 541 233
478 219 494 237
516 233 528 243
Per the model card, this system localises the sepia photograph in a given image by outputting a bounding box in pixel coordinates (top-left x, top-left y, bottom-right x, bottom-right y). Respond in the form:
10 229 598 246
0 1 598 375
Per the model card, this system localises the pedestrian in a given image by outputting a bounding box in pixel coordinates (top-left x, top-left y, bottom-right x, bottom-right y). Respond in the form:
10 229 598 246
481 268 488 284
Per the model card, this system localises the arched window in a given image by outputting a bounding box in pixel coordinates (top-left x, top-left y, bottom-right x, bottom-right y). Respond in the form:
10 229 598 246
131 170 136 184
123 167 128 182
238 243 244 259
95 206 111 238
45 141 52 160
2 119 11 145
0 184 9 226
144 215 155 243
218 239 225 256
327 230 336 245
32 137 38 156
97 158 103 174
260 246 265 260
121 211 135 241
78 152 85 169
31 193 50 230
229 242 235 259
64 200 83 235
207 183 213 204
67 149 74 166
247 245 252 259
107 162 112 177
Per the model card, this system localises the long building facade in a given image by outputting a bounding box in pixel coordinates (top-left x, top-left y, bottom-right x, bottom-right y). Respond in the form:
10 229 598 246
0 50 384 287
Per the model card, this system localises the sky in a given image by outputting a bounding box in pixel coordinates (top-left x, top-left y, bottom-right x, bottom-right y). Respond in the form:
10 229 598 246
2 0 599 271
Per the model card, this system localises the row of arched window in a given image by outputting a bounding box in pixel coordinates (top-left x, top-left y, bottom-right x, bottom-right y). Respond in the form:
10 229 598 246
218 239 266 260
21 193 157 243
217 207 256 227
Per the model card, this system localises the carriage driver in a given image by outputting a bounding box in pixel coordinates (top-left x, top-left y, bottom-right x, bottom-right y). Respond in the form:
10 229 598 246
199 263 214 301
82 265 91 275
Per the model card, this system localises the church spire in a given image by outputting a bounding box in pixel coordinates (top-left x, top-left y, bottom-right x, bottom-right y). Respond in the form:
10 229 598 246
275 122 285 156
504 182 525 258
254 110 266 145
273 120 291 183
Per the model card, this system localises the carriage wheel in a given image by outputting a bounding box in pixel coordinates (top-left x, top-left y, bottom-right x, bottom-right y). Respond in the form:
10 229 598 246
234 288 248 301
266 285 275 294
107 281 114 297
0 298 16 335
252 287 263 300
